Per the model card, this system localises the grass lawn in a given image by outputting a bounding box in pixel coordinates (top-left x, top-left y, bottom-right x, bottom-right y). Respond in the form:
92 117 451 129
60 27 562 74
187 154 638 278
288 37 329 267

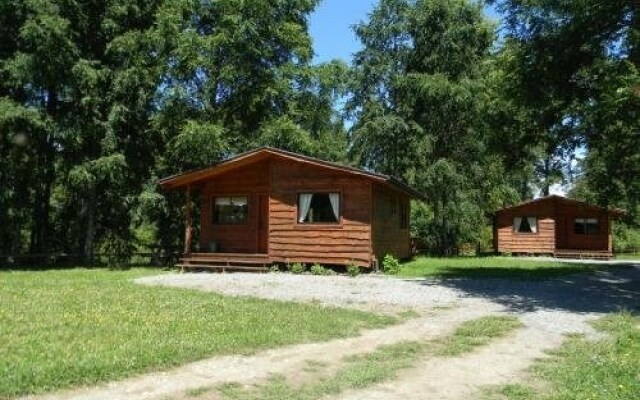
397 256 595 279
0 268 394 398
616 253 640 260
483 312 640 400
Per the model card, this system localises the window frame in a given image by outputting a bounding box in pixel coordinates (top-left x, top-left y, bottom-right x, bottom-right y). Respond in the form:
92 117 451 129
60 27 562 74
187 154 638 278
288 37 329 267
513 216 538 235
574 217 600 235
211 195 250 225
296 190 342 227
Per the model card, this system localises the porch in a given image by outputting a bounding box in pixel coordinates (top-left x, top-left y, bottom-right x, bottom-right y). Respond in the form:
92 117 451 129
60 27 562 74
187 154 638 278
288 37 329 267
553 249 614 260
177 252 271 273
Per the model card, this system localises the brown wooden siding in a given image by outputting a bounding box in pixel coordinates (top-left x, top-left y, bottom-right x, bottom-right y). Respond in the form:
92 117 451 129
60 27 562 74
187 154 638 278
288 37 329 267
199 160 270 253
371 185 411 261
495 197 614 254
268 159 373 267
554 201 611 252
495 202 556 254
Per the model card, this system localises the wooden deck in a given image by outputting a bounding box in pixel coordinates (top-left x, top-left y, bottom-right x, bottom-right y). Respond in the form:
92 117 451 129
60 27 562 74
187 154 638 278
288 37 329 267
554 249 613 260
178 253 270 273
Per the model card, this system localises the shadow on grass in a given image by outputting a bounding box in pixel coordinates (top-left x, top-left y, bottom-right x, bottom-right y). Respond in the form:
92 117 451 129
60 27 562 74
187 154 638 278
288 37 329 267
428 264 596 280
417 264 640 314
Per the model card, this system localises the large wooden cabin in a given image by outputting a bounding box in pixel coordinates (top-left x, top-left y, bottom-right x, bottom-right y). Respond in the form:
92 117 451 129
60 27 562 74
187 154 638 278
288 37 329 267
159 147 424 271
494 195 624 259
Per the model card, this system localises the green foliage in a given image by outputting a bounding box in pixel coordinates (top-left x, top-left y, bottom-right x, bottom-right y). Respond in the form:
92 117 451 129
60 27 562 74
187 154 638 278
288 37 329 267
430 315 522 357
0 268 393 397
346 263 361 277
491 0 639 217
0 0 350 263
349 0 511 256
289 262 306 274
269 264 282 273
310 263 335 276
613 224 640 254
0 0 635 265
382 254 401 275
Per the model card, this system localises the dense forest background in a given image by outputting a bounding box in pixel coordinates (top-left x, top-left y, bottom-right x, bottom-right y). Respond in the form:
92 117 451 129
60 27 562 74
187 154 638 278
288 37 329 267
0 0 638 263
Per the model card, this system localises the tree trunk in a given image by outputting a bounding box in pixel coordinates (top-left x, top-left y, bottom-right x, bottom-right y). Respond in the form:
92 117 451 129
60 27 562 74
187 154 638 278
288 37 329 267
29 141 54 254
83 187 97 265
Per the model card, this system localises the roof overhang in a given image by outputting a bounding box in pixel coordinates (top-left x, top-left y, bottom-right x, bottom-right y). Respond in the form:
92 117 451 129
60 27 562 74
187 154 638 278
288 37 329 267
495 195 626 217
159 147 426 200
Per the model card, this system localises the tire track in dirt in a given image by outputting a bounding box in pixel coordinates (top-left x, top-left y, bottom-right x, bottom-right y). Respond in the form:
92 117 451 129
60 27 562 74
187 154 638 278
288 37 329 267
21 301 500 400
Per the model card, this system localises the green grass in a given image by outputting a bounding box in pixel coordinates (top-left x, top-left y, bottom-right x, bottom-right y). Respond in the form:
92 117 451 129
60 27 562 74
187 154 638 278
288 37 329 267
219 341 424 400
483 312 640 400
397 256 595 279
429 315 523 356
0 269 394 398
616 253 640 260
216 315 522 400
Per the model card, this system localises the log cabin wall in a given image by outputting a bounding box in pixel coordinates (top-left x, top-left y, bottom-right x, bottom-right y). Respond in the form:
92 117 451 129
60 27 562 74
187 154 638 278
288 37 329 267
495 202 556 254
199 160 270 253
371 185 411 262
269 159 373 267
554 201 611 252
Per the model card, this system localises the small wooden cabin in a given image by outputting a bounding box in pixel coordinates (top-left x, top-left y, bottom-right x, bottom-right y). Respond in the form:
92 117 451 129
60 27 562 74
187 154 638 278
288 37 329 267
494 195 624 259
159 147 424 270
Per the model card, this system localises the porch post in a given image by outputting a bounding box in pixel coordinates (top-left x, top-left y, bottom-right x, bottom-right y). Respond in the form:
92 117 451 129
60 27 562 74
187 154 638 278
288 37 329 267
184 184 193 255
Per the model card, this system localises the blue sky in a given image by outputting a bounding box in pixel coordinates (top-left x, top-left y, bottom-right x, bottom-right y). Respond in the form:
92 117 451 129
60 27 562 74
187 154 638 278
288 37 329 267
309 0 500 64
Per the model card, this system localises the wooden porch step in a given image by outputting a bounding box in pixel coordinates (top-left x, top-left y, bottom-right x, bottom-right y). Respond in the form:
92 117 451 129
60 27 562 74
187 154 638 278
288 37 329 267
178 252 271 273
176 264 269 273
187 253 270 262
554 250 613 260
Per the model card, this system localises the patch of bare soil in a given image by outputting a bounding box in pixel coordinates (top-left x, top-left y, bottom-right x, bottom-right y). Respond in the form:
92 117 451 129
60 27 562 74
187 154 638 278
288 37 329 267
332 325 563 400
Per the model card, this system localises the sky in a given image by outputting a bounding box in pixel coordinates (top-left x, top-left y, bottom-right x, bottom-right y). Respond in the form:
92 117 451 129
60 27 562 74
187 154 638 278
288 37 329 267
309 0 500 64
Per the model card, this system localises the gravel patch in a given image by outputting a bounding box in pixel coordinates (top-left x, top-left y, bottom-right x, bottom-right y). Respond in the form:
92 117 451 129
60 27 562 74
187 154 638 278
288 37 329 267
137 273 466 313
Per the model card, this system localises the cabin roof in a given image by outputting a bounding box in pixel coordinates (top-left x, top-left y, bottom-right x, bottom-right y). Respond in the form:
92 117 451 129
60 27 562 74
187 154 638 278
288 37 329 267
159 147 426 200
496 195 625 216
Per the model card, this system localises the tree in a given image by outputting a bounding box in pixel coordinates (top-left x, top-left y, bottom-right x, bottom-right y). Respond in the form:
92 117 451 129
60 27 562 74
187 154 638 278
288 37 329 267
349 0 501 254
491 0 640 218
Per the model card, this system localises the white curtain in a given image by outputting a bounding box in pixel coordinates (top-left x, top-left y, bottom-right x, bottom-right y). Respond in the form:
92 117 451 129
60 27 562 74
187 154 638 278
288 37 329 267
298 193 313 223
527 217 537 233
513 217 522 232
329 193 340 220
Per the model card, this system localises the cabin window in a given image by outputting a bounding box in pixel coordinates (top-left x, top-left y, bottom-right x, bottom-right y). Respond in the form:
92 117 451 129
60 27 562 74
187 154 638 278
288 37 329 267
574 218 599 235
400 202 409 229
213 196 248 224
513 217 537 233
298 193 340 223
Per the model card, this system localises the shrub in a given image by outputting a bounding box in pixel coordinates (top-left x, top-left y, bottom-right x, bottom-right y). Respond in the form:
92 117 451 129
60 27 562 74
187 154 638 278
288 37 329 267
269 264 281 273
289 262 306 274
382 254 400 275
346 263 360 277
310 263 326 275
310 263 337 276
613 223 640 253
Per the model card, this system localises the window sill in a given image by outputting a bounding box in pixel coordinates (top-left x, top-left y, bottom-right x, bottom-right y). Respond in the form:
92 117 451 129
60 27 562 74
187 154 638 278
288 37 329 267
294 224 344 230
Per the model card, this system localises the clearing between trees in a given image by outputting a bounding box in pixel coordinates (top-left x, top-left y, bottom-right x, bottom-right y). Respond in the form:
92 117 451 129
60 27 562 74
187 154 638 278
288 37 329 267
17 262 639 400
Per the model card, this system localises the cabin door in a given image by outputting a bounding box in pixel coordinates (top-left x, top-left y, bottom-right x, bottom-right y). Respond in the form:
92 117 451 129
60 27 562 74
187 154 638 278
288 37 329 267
257 193 269 254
